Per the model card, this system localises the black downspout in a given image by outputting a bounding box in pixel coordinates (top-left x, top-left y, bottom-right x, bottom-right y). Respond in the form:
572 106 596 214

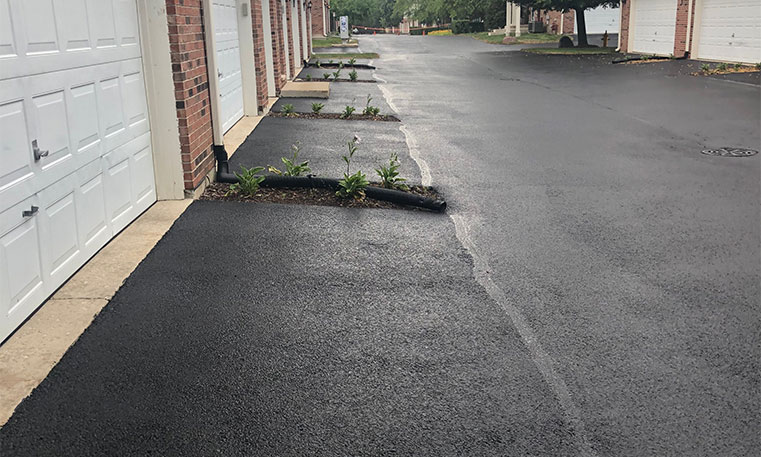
214 144 238 183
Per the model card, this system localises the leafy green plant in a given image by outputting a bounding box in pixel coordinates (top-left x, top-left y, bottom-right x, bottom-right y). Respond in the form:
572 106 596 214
227 166 265 196
756 62 761 70
700 63 711 73
348 57 356 66
349 70 358 81
338 61 344 69
336 136 368 199
362 94 380 116
305 74 312 81
332 69 341 80
311 102 324 114
717 62 728 72
323 72 332 80
268 142 310 177
315 59 321 68
282 103 296 116
328 59 334 64
340 105 356 119
733 63 743 70
375 152 408 191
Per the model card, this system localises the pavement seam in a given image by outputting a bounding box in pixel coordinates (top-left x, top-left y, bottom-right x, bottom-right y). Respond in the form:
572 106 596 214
451 213 596 457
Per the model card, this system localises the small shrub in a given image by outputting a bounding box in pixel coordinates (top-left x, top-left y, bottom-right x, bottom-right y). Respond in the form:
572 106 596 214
451 19 484 34
336 136 368 199
268 142 310 177
756 62 761 70
332 69 342 80
733 63 742 70
228 166 265 196
323 72 332 80
311 102 324 114
305 74 312 81
362 94 380 116
328 59 334 64
375 152 408 190
282 103 296 116
348 57 357 66
315 59 321 68
338 61 344 69
340 105 356 119
717 62 728 72
700 63 711 73
349 70 358 81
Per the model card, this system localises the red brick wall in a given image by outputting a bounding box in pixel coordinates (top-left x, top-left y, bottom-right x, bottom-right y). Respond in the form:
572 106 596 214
619 0 631 53
311 0 325 36
674 0 696 57
562 10 575 36
165 0 214 191
270 0 287 92
250 0 269 109
286 2 296 73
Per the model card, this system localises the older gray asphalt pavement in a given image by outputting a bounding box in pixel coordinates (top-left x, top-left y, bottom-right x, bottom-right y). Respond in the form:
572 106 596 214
1 35 759 456
362 36 760 455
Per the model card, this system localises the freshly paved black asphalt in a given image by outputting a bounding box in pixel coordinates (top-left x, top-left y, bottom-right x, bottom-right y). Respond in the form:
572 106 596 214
362 35 760 455
229 117 419 183
0 203 573 456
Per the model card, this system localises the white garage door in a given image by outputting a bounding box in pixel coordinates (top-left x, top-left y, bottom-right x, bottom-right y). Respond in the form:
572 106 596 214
0 0 156 341
632 0 678 55
696 0 761 63
213 0 244 133
577 6 620 35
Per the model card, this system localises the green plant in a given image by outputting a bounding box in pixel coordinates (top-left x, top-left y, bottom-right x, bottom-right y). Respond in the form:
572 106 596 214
315 59 321 68
328 59 334 64
362 94 380 116
700 63 711 73
282 103 296 116
641 54 652 61
717 62 728 71
268 142 310 177
323 72 332 80
734 63 742 70
311 102 324 114
338 61 344 69
349 70 358 81
227 166 265 196
332 69 341 80
756 62 761 70
305 74 312 81
336 136 368 199
375 152 408 191
340 105 356 119
348 57 356 66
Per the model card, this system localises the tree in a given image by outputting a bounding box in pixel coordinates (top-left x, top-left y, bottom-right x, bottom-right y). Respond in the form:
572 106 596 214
513 0 619 47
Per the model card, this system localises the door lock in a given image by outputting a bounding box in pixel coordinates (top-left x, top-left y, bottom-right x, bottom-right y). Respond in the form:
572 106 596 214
32 139 49 161
22 206 39 217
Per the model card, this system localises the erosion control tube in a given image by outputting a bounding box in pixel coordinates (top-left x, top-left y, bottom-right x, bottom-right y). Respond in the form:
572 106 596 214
215 150 445 212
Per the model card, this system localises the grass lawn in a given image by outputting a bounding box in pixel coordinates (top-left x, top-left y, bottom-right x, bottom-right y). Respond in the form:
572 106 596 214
467 32 568 45
312 52 379 60
312 36 357 47
522 47 618 55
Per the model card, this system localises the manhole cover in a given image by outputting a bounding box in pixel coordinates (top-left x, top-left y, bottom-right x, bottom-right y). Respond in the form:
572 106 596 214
701 147 758 157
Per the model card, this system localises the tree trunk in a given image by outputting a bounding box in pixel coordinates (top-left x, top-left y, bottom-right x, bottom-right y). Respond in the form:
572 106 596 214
574 7 588 47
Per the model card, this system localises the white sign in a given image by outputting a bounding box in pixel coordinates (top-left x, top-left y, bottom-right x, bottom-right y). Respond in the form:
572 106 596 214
340 16 349 39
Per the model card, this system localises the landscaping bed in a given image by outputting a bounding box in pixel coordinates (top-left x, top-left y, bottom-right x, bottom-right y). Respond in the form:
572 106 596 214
312 52 379 60
201 183 441 211
692 62 760 77
524 47 618 55
269 112 399 122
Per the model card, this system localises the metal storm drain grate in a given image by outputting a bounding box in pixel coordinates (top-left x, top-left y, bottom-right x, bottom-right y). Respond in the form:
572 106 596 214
701 147 759 157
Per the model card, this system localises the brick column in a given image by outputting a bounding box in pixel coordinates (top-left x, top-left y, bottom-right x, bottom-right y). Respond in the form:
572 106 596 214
269 0 286 92
673 0 695 58
250 0 269 110
165 0 215 192
286 1 296 73
619 0 631 53
311 0 324 36
297 0 305 65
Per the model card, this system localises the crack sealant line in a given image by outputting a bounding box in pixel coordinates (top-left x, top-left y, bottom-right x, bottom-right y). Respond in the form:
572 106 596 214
374 73 432 187
451 214 596 457
377 64 594 456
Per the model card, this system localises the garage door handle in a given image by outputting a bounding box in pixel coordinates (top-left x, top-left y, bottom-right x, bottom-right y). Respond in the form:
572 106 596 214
22 206 39 217
32 140 49 161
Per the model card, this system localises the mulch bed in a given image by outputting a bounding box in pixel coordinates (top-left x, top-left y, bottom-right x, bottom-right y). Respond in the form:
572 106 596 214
692 67 760 77
200 182 441 211
296 78 377 83
268 112 400 122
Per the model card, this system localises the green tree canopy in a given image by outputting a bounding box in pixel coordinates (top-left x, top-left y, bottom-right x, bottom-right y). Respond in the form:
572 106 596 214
513 0 620 46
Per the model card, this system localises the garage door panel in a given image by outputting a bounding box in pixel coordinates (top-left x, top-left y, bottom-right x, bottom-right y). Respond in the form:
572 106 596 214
37 177 81 286
114 0 140 47
21 0 58 55
0 98 33 208
697 0 761 63
0 0 16 58
75 161 109 256
69 82 102 165
53 0 90 51
632 0 678 55
0 198 46 332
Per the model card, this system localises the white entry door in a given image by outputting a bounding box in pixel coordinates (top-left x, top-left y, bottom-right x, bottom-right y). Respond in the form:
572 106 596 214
0 0 156 342
631 0 678 55
213 0 244 133
695 0 761 63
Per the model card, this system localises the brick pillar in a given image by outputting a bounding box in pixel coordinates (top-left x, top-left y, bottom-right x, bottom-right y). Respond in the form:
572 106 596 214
297 0 305 65
286 1 296 73
619 0 631 53
250 0 269 110
269 0 286 92
165 0 215 192
306 1 312 56
311 0 324 36
673 0 695 58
